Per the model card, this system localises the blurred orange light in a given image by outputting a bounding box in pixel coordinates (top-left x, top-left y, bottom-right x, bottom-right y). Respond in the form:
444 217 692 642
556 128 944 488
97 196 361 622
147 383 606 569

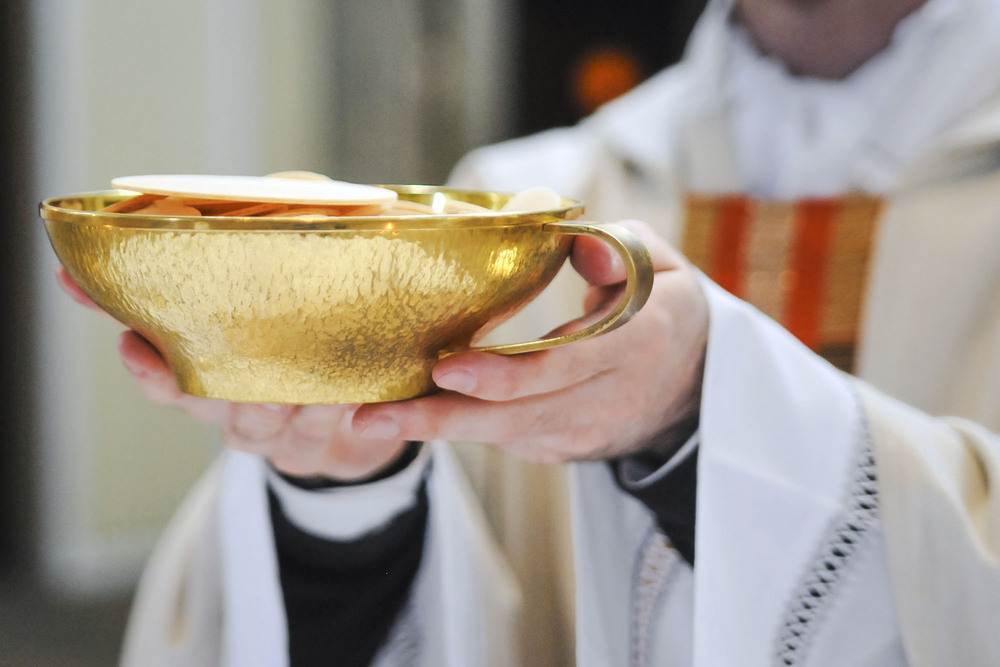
572 46 643 114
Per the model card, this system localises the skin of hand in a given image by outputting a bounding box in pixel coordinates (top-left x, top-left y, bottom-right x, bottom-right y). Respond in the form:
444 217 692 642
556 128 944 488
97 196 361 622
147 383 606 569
352 221 710 465
56 266 408 481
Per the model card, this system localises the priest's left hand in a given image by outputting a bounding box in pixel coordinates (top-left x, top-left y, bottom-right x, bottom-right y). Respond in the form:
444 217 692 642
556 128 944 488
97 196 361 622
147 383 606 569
352 221 709 463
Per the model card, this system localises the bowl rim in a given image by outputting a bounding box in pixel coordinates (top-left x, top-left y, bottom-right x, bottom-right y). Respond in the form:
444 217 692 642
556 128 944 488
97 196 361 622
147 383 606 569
39 185 586 231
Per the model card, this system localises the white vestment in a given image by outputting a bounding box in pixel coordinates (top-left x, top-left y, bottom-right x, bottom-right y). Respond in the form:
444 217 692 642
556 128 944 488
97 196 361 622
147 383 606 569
121 0 1000 664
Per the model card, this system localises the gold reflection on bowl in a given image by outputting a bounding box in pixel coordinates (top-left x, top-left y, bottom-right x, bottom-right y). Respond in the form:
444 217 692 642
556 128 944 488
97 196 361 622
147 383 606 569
41 185 652 404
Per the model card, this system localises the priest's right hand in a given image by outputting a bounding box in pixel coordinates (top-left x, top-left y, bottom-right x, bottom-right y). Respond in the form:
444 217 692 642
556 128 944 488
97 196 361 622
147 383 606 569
56 266 409 482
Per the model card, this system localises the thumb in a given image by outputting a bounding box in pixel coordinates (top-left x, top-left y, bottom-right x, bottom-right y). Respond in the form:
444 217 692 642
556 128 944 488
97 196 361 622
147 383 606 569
570 219 681 286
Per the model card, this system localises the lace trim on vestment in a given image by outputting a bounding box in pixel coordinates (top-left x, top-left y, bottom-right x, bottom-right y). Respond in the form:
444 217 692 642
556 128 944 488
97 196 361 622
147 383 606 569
772 402 880 666
630 527 682 667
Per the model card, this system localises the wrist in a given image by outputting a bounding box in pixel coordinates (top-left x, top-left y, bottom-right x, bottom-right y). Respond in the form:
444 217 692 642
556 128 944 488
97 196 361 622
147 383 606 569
637 343 704 466
634 408 700 470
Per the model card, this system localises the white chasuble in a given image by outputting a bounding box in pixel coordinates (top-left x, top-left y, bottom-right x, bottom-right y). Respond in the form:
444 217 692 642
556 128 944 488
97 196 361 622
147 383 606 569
571 281 908 666
151 442 522 667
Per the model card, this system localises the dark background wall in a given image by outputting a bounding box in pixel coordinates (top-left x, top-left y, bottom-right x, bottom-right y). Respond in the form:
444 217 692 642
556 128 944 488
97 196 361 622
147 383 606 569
0 0 36 575
515 0 707 134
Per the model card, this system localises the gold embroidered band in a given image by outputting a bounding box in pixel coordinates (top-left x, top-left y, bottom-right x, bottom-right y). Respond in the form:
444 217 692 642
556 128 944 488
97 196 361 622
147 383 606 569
681 194 882 372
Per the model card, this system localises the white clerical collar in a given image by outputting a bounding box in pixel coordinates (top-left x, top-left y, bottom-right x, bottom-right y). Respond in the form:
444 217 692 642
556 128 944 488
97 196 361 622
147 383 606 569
724 0 960 198
586 0 1000 196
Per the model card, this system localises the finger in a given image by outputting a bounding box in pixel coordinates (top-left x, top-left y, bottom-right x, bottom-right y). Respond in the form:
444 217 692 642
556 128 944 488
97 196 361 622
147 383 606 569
353 392 502 442
277 405 409 480
118 331 228 422
226 404 331 470
354 370 639 444
226 403 296 447
174 393 231 424
432 282 636 402
570 219 681 286
289 404 356 443
56 266 101 311
433 335 611 401
582 281 624 315
119 330 168 375
118 331 185 404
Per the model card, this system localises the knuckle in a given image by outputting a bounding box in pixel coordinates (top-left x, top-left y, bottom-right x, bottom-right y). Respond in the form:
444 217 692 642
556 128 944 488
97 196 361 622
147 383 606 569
292 406 345 439
473 353 544 401
418 401 453 437
222 430 266 455
507 402 554 441
140 377 183 406
228 404 290 441
425 393 474 433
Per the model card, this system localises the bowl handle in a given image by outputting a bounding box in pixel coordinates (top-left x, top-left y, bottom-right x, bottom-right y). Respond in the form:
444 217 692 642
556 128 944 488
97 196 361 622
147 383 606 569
463 220 654 356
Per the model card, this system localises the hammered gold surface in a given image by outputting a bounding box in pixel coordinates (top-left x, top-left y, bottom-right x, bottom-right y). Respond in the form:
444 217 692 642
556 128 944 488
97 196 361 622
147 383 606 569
41 187 608 404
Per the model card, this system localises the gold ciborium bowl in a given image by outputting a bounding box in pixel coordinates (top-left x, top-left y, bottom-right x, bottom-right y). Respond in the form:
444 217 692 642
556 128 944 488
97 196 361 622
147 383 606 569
41 185 653 404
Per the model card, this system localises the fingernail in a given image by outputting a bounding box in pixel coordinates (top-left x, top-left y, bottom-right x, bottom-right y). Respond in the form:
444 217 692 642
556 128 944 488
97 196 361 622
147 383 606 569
255 404 294 419
435 370 477 393
120 354 146 377
360 416 399 439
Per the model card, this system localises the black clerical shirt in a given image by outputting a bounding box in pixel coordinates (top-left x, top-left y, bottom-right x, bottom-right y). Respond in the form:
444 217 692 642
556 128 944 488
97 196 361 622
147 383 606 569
268 441 697 666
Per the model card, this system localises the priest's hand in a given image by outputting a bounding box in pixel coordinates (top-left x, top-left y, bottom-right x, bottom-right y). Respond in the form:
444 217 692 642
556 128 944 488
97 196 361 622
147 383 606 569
351 221 709 463
56 267 409 481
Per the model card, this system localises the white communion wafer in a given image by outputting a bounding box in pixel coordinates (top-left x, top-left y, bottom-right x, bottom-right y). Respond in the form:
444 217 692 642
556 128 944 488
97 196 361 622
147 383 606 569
111 174 398 206
132 197 203 217
500 186 563 212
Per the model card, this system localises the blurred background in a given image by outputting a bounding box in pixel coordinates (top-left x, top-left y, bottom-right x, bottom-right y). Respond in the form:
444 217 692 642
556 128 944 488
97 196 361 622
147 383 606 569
0 0 704 663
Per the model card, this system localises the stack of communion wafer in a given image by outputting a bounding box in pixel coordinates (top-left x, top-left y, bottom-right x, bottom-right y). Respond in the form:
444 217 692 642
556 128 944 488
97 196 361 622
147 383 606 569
102 172 556 218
